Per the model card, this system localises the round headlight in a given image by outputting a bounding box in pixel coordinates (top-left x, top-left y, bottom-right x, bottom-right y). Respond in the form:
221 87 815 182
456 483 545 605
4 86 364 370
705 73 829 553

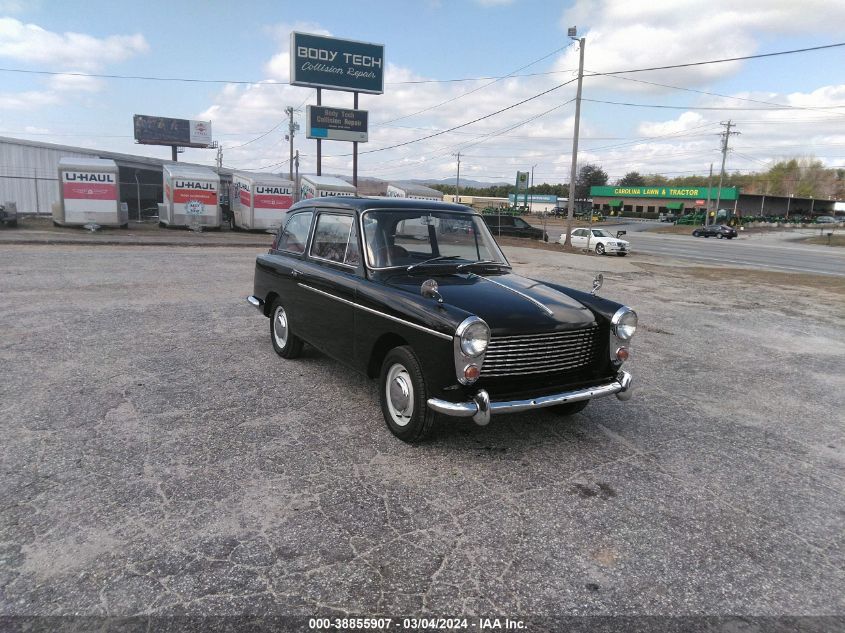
612 308 637 341
460 320 490 357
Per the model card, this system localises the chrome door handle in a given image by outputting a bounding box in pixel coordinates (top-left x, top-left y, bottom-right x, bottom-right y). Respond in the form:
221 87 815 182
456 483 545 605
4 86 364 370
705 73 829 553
291 269 302 278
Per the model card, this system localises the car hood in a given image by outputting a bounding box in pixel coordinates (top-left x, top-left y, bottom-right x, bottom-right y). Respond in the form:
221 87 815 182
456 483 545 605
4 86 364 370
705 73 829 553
383 271 596 333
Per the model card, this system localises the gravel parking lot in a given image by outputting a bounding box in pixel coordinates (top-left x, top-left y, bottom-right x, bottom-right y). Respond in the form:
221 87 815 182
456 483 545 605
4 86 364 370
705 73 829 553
1 243 843 628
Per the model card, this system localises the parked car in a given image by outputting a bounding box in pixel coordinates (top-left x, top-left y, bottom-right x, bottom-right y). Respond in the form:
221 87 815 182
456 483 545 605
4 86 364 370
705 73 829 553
692 224 737 239
482 214 547 240
0 202 18 227
248 198 636 443
658 212 679 223
815 216 838 224
560 228 631 256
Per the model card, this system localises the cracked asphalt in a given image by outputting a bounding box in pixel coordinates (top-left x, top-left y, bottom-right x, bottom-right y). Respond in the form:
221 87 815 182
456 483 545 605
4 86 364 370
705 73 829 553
0 242 843 626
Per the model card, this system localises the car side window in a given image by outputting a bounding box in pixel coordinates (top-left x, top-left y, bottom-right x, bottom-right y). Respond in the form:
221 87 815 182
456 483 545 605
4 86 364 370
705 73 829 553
572 229 584 237
514 218 528 228
311 213 354 264
344 219 361 266
500 216 515 227
278 211 313 254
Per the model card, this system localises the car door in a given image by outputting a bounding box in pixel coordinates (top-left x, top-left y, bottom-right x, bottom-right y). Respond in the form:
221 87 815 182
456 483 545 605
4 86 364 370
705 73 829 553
512 217 533 237
295 210 360 363
261 208 315 336
570 228 587 247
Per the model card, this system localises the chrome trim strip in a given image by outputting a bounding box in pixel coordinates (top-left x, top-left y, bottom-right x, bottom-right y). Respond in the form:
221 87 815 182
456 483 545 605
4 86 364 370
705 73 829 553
427 370 633 419
297 283 453 341
473 275 554 316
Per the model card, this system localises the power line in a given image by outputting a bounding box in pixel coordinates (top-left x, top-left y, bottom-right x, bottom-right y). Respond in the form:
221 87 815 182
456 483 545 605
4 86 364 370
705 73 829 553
589 42 845 76
582 98 845 111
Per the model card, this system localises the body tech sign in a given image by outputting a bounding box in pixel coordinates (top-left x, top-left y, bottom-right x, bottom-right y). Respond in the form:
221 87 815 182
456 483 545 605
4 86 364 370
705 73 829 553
61 171 117 201
290 32 384 94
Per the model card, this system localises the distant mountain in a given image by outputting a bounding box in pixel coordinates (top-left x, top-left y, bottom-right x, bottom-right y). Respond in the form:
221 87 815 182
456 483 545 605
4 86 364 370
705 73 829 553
411 177 511 189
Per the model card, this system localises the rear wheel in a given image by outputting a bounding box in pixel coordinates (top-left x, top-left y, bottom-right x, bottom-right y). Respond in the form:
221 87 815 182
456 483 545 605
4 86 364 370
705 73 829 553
270 300 303 359
379 346 437 443
548 400 590 416
692 230 701 237
717 233 724 239
595 243 605 255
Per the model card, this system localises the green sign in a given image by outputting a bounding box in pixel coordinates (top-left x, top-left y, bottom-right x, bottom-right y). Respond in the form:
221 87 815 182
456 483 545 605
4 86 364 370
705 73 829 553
590 186 738 200
290 32 385 94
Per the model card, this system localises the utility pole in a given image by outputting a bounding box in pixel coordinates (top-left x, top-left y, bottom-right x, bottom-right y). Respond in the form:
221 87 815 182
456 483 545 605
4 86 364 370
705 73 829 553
705 163 713 225
563 28 585 248
714 120 739 223
454 152 462 203
216 145 222 170
285 106 299 181
294 150 300 202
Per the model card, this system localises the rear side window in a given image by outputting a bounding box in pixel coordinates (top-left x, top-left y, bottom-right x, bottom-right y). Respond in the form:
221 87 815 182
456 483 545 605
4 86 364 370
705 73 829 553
310 213 355 264
277 211 313 254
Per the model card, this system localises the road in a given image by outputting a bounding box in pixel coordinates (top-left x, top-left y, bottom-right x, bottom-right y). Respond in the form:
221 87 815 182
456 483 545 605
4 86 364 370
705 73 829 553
569 221 845 277
1 243 843 626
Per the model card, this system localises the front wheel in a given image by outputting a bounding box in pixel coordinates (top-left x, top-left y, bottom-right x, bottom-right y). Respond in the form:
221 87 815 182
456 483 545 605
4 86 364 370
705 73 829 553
270 300 303 359
548 400 590 416
595 243 605 255
379 346 437 443
692 230 700 237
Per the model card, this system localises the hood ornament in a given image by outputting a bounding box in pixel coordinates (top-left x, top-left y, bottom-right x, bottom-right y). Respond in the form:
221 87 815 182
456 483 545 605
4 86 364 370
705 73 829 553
591 273 603 296
421 279 443 304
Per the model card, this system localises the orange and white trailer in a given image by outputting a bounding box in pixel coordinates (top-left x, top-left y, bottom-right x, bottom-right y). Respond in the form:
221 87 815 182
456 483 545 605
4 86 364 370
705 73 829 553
232 172 295 231
160 164 220 228
54 158 127 227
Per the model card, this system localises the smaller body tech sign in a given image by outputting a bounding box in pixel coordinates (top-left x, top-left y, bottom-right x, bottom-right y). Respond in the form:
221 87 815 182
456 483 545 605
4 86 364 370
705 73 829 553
62 172 117 200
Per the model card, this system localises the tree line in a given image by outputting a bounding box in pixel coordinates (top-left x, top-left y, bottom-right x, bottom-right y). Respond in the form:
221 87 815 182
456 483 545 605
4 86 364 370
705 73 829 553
429 157 845 200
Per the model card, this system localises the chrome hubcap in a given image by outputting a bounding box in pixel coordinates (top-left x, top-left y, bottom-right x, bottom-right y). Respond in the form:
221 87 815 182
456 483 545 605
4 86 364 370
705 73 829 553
386 363 414 427
273 306 288 348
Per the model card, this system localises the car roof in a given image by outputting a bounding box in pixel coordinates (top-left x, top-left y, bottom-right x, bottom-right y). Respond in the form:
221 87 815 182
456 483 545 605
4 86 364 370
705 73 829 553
287 196 473 215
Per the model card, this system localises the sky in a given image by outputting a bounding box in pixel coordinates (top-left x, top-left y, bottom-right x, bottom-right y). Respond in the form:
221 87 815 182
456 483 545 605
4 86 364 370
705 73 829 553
1 0 844 185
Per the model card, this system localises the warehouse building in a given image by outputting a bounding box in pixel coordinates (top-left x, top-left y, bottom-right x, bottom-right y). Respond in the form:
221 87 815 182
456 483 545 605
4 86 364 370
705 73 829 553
0 135 230 217
590 185 839 218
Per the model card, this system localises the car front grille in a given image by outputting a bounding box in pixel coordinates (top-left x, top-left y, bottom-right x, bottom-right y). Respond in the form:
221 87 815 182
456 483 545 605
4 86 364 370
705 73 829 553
481 325 601 378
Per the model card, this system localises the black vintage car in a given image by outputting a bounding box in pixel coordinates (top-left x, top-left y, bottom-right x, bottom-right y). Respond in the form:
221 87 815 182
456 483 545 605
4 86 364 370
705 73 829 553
692 224 737 239
248 198 635 443
482 214 548 240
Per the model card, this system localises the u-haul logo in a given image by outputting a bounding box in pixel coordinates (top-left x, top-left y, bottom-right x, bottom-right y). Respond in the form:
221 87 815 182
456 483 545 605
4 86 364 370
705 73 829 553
63 172 114 183
174 180 216 190
256 185 292 195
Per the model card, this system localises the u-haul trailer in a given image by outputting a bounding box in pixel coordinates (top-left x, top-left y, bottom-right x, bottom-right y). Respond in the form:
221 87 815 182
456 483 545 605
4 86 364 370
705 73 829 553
54 158 127 227
160 164 220 228
386 182 444 201
232 172 295 231
300 175 357 200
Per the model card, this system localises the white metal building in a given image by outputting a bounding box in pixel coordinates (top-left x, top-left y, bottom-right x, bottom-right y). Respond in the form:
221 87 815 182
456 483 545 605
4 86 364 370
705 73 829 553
0 135 230 216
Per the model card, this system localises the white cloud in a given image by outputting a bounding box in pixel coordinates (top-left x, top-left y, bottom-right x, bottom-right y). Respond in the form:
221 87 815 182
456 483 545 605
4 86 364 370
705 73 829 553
48 73 104 93
0 18 148 71
556 0 845 90
0 90 58 110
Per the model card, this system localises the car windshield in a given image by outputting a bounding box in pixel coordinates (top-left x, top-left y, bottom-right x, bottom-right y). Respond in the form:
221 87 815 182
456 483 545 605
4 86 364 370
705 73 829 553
362 210 508 269
592 229 612 237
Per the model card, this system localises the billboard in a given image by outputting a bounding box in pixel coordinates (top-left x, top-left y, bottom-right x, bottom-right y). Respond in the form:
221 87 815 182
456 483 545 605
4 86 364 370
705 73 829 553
133 115 213 148
290 32 385 94
307 106 368 142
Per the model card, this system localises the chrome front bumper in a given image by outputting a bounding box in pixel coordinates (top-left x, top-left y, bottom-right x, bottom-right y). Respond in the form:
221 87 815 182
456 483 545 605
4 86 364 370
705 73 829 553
427 370 633 426
247 295 264 311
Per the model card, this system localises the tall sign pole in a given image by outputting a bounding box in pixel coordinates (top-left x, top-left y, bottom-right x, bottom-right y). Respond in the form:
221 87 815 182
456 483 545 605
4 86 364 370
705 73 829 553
563 29 585 248
353 92 359 187
705 163 713 225
316 89 322 176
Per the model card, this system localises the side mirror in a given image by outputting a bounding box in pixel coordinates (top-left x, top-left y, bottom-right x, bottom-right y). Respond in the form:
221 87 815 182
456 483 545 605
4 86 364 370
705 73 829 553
591 273 603 296
421 279 443 304
616 230 627 238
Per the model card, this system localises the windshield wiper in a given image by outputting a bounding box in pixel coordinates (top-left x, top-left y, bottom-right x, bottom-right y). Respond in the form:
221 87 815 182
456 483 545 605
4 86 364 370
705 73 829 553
406 255 462 271
456 260 508 272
